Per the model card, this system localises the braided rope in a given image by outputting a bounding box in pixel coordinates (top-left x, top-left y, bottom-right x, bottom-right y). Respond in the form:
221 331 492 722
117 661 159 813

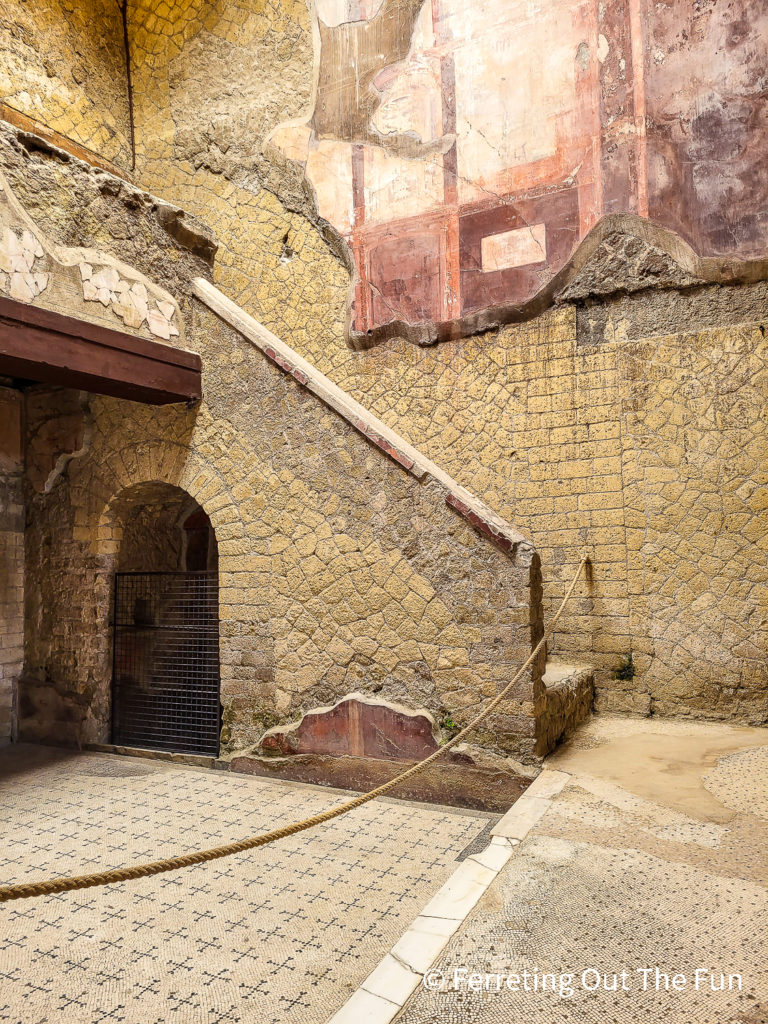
0 557 587 902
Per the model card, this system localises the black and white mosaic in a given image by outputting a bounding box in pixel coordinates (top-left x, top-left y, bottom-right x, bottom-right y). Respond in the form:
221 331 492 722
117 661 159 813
0 745 490 1024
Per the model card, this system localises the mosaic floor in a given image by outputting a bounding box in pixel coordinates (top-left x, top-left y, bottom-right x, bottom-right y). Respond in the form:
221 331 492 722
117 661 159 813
0 745 492 1024
398 718 768 1024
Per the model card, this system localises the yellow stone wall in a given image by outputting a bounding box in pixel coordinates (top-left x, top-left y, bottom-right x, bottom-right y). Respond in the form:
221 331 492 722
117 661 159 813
0 0 131 168
21 305 541 758
621 325 767 719
120 2 766 720
126 0 344 347
3 2 766 725
0 127 543 760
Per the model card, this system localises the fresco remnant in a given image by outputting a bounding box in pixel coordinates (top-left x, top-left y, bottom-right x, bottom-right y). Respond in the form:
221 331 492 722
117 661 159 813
272 0 768 345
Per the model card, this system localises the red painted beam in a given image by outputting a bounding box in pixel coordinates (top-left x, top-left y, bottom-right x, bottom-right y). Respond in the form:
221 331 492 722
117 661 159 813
0 296 201 405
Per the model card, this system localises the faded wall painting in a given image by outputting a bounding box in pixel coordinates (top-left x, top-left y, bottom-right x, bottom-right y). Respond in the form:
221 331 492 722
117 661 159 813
272 0 768 344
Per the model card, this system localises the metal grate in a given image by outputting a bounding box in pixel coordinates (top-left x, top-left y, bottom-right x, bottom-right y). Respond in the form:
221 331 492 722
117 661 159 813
112 572 221 756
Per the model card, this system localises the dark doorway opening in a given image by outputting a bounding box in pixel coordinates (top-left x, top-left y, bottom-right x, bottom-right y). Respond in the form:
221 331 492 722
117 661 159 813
112 570 220 755
110 484 220 756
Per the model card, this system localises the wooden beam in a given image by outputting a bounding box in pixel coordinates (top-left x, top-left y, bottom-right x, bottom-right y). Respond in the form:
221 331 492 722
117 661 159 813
0 296 201 405
0 103 133 182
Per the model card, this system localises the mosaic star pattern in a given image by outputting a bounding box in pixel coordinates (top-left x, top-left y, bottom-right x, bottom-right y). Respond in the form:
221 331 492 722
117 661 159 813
0 746 492 1024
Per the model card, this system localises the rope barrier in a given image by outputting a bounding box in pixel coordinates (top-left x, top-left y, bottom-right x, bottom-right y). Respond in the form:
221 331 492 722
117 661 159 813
0 556 588 902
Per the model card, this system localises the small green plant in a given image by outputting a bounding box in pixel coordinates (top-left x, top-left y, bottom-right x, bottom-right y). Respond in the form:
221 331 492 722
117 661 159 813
613 652 635 681
439 712 461 742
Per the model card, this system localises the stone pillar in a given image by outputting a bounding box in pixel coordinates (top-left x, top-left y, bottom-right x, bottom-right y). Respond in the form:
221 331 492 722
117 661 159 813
0 387 24 743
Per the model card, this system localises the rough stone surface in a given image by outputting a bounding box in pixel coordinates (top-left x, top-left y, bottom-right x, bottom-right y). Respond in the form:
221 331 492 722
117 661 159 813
0 159 186 343
30 0 762 721
0 122 214 301
538 663 595 756
575 280 768 346
559 231 701 302
0 386 23 743
19 339 542 760
1 3 767 737
0 0 132 168
4 157 542 761
231 750 529 814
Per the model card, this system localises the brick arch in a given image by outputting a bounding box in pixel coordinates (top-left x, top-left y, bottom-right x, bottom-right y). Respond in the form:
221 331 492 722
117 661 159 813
60 442 246 743
90 443 243 562
97 476 225 756
102 481 208 569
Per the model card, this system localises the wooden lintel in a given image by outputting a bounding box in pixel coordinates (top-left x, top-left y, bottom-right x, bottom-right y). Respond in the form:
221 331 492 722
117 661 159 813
0 296 201 405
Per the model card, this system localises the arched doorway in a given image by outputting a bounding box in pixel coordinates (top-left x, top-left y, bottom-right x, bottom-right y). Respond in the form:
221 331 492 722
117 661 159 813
109 483 221 756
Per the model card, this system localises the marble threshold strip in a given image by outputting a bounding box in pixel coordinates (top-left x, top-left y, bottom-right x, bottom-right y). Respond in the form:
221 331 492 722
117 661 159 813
189 281 565 1020
192 279 533 560
326 769 572 1024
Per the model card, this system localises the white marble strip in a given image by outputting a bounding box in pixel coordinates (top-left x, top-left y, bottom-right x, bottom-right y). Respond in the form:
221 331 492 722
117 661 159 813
491 768 571 840
326 835 518 1024
325 770 571 1024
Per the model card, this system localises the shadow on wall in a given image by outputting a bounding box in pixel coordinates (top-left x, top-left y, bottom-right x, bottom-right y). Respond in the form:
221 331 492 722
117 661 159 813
112 481 218 573
19 476 220 750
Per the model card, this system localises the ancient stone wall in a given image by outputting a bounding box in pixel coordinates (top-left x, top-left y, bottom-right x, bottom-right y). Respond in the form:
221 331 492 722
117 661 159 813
1 1 766 731
620 323 767 721
0 0 131 169
0 387 23 742
106 1 768 723
1 136 543 760
440 306 766 723
126 0 346 352
0 124 215 303
20 307 542 759
537 665 595 754
190 288 766 726
112 483 200 573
